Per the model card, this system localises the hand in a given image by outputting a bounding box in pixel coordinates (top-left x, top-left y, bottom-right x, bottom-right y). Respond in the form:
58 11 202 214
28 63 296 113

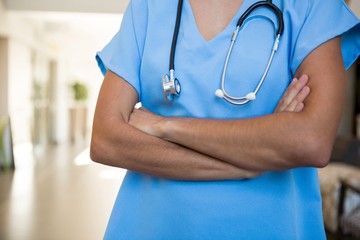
274 74 310 113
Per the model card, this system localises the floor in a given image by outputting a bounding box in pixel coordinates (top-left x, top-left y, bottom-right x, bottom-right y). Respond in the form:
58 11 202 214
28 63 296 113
0 141 125 240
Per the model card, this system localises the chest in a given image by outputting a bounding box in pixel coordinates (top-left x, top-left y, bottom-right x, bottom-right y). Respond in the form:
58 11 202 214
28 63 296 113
140 0 291 118
188 0 245 41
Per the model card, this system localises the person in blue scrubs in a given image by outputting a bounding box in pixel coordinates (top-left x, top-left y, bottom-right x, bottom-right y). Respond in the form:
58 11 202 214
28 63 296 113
91 0 360 239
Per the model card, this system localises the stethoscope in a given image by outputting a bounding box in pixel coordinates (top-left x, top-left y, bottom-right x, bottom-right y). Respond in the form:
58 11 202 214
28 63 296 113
162 0 284 104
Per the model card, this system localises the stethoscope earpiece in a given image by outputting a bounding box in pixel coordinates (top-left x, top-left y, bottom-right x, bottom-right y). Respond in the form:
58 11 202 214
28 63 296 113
215 89 225 98
245 92 256 101
215 89 256 102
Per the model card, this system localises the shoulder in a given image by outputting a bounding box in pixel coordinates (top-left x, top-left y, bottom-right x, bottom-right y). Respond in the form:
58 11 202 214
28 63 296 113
129 0 179 14
281 0 351 32
126 0 178 22
127 0 148 14
281 0 309 19
129 0 175 11
282 0 347 16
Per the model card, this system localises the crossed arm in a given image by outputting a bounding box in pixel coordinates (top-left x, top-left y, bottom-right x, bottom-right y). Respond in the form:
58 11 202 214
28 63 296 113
90 37 346 180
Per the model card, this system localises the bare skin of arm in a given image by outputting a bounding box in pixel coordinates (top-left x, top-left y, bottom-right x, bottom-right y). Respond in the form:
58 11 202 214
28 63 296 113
90 69 309 181
90 71 258 181
91 0 314 180
129 37 346 172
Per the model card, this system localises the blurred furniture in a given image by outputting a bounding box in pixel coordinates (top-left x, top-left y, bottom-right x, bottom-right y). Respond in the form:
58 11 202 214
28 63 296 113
338 180 360 238
330 137 360 167
320 136 360 239
319 163 360 234
69 105 87 143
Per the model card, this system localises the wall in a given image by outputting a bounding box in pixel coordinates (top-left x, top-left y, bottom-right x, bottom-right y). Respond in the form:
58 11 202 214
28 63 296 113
32 12 122 143
0 37 9 117
0 0 6 35
338 63 357 137
0 6 59 144
4 0 128 14
0 7 122 145
0 0 9 117
8 40 33 143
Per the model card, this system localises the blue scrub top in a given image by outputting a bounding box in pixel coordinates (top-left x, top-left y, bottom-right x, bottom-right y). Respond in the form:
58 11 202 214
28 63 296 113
96 0 360 239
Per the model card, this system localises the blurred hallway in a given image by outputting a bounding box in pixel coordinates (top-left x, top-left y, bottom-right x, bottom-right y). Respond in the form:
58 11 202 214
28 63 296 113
0 142 125 240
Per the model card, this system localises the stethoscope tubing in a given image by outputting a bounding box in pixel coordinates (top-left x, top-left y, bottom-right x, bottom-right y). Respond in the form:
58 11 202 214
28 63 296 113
237 0 284 35
218 0 283 105
220 33 280 105
169 0 184 72
162 0 284 105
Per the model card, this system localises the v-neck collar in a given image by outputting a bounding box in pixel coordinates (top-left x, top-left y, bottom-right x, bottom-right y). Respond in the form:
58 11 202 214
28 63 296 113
181 0 253 49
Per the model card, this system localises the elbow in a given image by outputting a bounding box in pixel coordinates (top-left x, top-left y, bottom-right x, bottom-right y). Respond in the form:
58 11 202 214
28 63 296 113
297 134 333 168
306 145 331 169
313 147 332 168
89 135 104 164
90 130 130 168
90 133 115 165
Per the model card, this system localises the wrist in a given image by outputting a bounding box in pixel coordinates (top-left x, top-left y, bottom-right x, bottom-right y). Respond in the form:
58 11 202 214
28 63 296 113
151 116 168 138
155 117 177 140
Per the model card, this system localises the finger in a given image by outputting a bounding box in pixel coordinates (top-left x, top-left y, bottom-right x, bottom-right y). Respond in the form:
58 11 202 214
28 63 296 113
286 86 310 112
284 75 309 106
274 77 298 112
294 102 304 112
275 75 309 112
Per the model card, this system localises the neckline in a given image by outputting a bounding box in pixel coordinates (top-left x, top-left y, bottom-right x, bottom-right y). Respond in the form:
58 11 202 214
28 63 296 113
184 0 249 44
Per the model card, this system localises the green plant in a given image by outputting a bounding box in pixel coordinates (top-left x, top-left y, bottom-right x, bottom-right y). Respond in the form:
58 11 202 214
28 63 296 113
71 82 88 102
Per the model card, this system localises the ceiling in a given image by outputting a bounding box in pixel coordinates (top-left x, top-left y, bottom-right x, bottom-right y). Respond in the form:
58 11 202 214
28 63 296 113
4 0 129 14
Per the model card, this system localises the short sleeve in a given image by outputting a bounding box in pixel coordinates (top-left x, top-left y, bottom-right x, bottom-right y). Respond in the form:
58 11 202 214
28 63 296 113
290 0 360 75
95 0 148 100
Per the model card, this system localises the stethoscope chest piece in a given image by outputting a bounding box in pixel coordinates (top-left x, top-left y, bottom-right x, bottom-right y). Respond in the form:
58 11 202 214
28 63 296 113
162 73 181 102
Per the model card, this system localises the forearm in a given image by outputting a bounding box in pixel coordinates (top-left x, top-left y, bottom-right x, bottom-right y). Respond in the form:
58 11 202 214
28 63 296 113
90 118 259 181
155 111 334 172
91 71 260 181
